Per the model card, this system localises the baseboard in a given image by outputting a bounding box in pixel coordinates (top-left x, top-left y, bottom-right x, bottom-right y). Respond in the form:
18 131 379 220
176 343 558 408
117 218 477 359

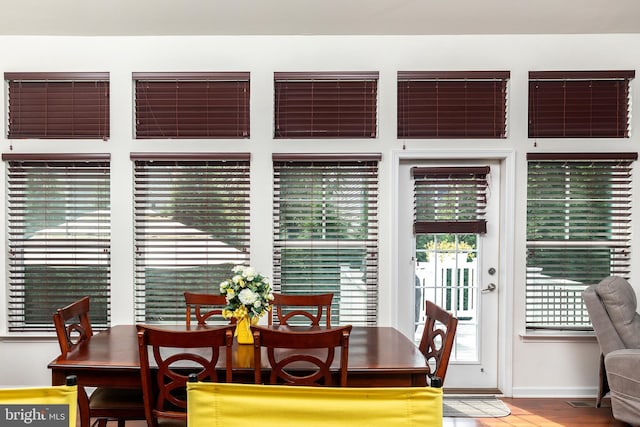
511 386 598 398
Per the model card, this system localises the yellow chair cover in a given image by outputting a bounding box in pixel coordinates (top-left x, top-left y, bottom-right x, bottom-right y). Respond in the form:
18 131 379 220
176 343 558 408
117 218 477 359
187 382 442 427
0 383 77 427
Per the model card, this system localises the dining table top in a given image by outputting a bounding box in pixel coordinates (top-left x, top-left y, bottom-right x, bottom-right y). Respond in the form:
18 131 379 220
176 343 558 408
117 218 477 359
49 324 430 387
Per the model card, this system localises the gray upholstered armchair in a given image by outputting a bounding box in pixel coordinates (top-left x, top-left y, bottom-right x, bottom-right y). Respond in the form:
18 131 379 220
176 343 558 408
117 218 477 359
583 276 640 426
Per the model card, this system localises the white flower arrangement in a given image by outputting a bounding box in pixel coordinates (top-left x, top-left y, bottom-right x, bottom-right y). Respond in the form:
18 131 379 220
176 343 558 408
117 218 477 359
220 265 274 320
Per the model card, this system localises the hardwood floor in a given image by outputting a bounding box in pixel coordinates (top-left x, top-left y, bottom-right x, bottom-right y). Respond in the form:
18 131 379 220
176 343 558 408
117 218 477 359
443 398 625 427
90 398 626 427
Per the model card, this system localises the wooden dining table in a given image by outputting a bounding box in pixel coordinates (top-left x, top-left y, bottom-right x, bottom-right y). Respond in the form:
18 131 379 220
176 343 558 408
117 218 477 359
49 324 430 425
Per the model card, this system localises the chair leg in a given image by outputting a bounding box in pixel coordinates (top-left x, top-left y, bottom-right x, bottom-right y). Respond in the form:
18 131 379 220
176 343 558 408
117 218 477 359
91 418 108 427
118 420 126 427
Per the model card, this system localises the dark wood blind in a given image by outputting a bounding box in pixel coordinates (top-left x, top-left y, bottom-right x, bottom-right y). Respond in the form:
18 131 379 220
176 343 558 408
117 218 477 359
134 72 250 139
412 166 490 234
132 153 251 323
272 153 381 325
274 72 378 138
3 153 111 332
398 71 509 138
5 72 110 140
526 152 637 329
529 71 634 138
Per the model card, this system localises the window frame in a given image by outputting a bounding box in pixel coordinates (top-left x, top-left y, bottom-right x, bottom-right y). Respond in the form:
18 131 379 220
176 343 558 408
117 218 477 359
398 71 509 139
3 153 111 332
274 72 379 139
131 152 251 323
272 153 381 326
5 72 110 140
528 70 634 138
525 152 637 330
133 72 250 139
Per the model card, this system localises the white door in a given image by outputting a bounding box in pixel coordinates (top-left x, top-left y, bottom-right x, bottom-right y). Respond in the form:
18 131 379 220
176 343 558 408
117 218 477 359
397 158 501 391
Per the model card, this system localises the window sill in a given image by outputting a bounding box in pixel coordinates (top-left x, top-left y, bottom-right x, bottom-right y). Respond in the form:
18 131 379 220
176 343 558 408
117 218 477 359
519 330 597 343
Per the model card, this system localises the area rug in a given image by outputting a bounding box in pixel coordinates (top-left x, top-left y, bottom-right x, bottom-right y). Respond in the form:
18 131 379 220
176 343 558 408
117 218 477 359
443 396 511 418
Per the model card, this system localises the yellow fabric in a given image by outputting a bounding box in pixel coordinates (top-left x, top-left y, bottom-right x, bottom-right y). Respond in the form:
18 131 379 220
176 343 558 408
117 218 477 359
0 384 77 427
187 382 442 427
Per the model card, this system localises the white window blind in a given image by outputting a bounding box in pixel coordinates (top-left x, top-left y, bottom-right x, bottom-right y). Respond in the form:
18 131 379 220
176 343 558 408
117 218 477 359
4 154 111 332
132 153 250 323
526 152 636 329
272 154 380 326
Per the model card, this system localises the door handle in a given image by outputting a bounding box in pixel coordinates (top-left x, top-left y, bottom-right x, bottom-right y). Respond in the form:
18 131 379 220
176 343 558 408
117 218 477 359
482 283 496 293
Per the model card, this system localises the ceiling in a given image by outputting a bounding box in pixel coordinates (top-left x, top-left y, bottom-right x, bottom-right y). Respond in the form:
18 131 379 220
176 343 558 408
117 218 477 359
1 0 639 36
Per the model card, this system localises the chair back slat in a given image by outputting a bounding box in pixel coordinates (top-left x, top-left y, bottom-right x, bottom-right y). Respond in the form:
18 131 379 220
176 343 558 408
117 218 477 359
53 296 93 355
269 292 334 327
252 324 351 386
137 324 235 427
418 300 458 384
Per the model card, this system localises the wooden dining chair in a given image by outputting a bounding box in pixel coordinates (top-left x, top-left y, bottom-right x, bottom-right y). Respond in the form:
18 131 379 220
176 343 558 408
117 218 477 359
418 300 458 385
183 291 233 327
137 324 235 427
268 292 334 326
53 296 145 427
252 324 352 386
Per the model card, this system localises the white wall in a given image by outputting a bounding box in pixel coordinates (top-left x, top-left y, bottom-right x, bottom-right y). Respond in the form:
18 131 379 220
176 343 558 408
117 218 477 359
0 34 638 395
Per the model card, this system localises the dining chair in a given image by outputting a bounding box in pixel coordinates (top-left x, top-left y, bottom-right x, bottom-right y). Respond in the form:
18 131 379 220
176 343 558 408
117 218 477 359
0 375 79 427
183 291 233 327
53 296 145 427
137 324 235 427
418 300 458 385
268 292 334 326
252 324 352 386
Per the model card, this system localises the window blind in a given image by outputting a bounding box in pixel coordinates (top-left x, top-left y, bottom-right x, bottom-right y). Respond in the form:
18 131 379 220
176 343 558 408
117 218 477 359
526 152 636 329
412 166 490 234
273 154 381 326
132 153 251 323
3 154 111 332
398 71 509 138
133 72 250 139
274 72 378 138
528 71 634 138
5 72 110 140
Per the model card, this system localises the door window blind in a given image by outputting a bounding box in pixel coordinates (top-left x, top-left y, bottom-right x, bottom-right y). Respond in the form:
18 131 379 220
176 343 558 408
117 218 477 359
274 72 378 138
412 166 490 234
526 152 636 329
4 154 111 332
273 154 380 325
398 71 509 139
134 72 250 139
528 71 634 138
5 72 110 140
132 153 250 323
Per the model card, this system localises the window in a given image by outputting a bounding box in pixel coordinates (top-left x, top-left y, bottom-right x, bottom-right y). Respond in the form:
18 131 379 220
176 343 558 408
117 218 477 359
5 72 110 140
132 153 250 323
412 166 489 353
133 72 250 138
526 153 636 330
528 71 634 138
4 154 111 332
398 71 509 138
274 72 378 138
272 154 380 325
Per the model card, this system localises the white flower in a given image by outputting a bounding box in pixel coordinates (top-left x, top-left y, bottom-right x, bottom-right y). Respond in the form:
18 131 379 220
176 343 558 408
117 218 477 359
238 288 258 306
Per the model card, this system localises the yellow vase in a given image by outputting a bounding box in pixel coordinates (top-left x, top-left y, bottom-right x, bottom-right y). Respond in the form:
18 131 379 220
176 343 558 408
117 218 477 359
235 316 254 344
